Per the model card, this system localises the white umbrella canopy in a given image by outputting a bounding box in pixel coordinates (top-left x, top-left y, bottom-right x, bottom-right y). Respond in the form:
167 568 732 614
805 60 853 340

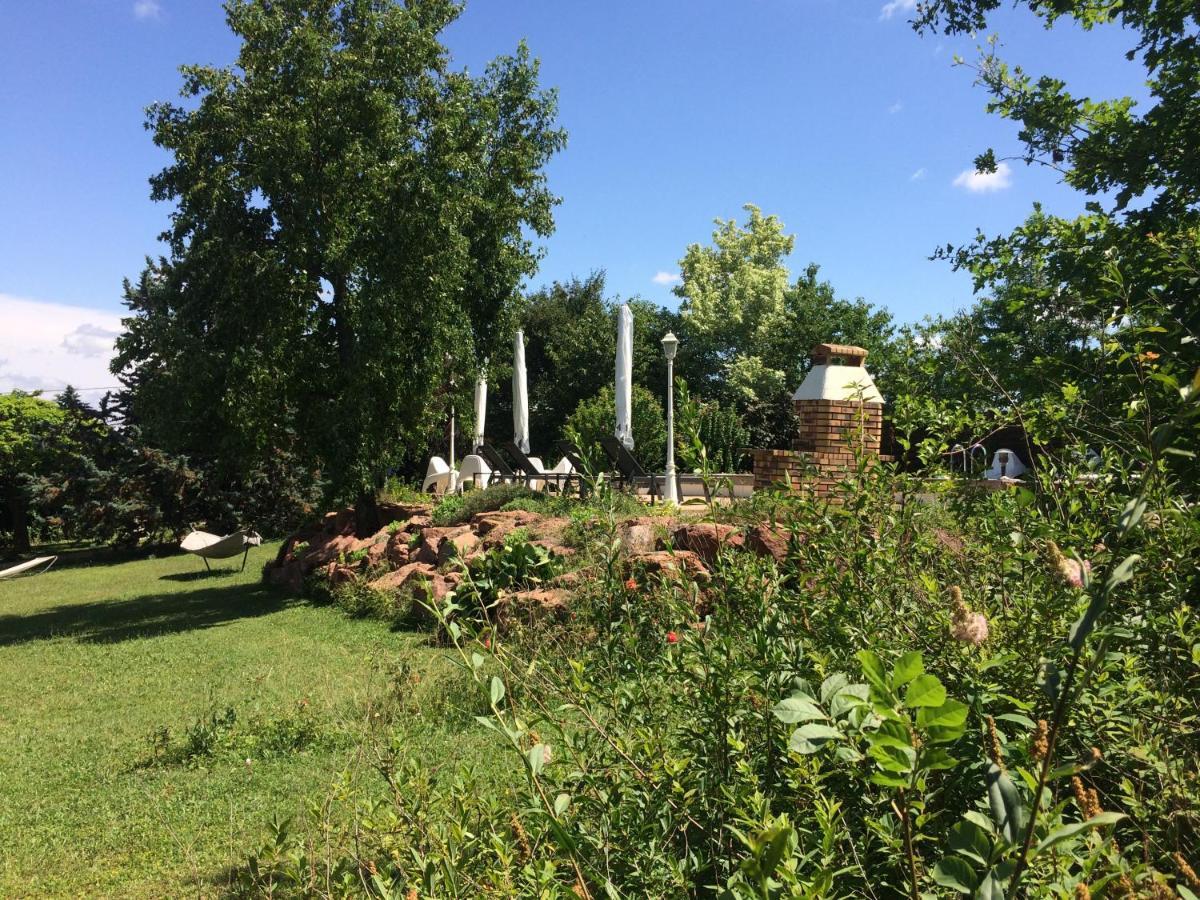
473 372 488 450
513 330 530 453
615 303 634 449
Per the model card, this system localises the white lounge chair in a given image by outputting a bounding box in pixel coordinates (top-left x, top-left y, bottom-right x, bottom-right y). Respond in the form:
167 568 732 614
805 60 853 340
457 453 493 491
422 456 456 494
180 529 262 572
0 555 57 579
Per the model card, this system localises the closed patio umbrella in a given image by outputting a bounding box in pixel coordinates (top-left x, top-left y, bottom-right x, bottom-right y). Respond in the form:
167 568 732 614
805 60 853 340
615 303 634 449
513 330 529 453
473 372 487 451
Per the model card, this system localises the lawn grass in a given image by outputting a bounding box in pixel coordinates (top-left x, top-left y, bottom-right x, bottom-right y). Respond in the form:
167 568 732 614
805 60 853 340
0 544 495 897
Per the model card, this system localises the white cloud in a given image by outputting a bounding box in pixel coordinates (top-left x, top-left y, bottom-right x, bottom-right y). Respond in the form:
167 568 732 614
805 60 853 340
133 0 162 20
909 167 927 181
952 161 1013 193
651 271 681 286
0 294 124 405
879 0 916 21
888 101 904 115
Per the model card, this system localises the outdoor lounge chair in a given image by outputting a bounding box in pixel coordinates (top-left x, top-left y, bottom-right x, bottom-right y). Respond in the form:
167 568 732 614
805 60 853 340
500 441 579 494
0 555 57 579
422 456 455 494
475 443 521 486
457 453 492 491
600 436 712 504
180 529 262 572
599 436 664 502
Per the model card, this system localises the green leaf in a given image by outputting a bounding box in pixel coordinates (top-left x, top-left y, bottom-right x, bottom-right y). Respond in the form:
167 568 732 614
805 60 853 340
489 676 505 706
869 741 916 774
949 819 992 866
1032 812 1126 857
527 743 548 776
788 723 841 754
868 771 909 788
892 651 924 686
1068 597 1107 650
975 870 1005 900
858 649 890 696
1117 497 1147 536
830 683 870 718
904 674 947 708
985 764 1024 844
820 673 850 705
933 856 978 893
772 694 826 724
1105 554 1141 592
553 793 571 816
918 699 969 729
923 749 960 770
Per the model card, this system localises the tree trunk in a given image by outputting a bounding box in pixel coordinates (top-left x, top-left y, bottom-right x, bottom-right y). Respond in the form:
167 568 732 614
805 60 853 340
354 491 380 538
7 495 31 553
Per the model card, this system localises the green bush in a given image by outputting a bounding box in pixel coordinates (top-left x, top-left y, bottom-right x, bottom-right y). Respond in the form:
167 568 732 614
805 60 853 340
432 482 537 526
564 384 666 471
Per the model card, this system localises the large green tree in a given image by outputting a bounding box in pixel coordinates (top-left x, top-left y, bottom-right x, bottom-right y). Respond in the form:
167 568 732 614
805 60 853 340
909 0 1198 456
0 392 65 553
115 0 565 532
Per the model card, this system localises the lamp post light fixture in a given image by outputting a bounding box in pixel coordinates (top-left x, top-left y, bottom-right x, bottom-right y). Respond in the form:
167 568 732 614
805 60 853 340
661 332 679 505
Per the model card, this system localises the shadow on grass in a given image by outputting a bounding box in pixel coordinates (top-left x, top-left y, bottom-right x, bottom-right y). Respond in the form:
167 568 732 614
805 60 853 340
0 581 298 647
158 570 243 583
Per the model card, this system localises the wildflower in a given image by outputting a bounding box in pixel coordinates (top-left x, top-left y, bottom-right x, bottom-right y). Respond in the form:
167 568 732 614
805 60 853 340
1031 719 1050 762
483 636 491 649
1174 853 1200 892
986 715 1004 769
1075 884 1090 900
666 631 679 644
949 586 989 646
1047 541 1091 588
1116 874 1135 897
1072 776 1103 818
572 880 587 898
624 577 638 591
510 813 532 861
406 888 418 900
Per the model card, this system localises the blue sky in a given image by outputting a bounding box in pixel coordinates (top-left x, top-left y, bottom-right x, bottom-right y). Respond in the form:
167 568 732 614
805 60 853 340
0 0 1145 398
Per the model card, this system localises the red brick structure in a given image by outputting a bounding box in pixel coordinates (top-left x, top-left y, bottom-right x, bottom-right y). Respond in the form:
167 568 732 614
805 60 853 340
751 343 886 492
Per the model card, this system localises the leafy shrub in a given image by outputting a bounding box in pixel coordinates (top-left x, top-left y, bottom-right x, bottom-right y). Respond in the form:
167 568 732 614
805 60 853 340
432 482 536 527
564 383 666 471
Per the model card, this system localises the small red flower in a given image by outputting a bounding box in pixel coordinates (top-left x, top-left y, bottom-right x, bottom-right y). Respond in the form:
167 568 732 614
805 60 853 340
666 631 679 644
483 637 492 649
624 577 638 591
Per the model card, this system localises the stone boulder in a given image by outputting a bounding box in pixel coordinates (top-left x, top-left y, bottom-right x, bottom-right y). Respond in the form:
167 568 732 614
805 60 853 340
438 529 482 566
618 517 661 555
266 558 304 594
745 523 796 565
412 526 472 565
472 510 544 547
303 533 372 571
667 523 743 566
369 561 439 595
627 549 711 584
499 588 570 623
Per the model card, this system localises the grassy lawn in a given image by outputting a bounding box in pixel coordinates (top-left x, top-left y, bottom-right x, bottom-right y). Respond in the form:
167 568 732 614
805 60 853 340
0 545 490 897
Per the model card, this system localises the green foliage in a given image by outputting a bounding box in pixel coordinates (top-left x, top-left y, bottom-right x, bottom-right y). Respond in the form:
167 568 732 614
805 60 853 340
564 383 667 470
432 482 537 527
115 0 565 528
675 380 750 472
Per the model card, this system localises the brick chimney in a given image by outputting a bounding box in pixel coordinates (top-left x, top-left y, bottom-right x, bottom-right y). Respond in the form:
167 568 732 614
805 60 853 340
792 343 883 462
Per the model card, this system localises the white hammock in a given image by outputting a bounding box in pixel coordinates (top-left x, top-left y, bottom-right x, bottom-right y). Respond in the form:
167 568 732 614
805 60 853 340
0 555 57 580
180 529 262 571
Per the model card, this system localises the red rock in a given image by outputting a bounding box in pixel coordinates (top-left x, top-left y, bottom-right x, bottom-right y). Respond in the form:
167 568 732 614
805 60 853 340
438 530 482 566
627 550 711 584
669 523 743 565
619 517 661 555
408 526 465 564
472 510 543 546
369 561 438 594
532 539 574 558
303 533 368 570
500 588 570 623
745 523 795 564
322 562 358 587
402 514 432 533
378 501 432 526
384 532 412 567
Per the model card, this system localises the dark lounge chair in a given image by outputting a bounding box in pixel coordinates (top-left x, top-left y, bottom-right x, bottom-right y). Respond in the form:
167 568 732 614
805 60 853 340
600 436 712 504
476 443 521 486
599 436 664 502
500 441 580 495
